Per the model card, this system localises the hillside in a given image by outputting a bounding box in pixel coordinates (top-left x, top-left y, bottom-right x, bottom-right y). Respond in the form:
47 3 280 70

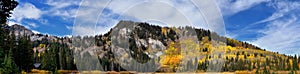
2 21 300 73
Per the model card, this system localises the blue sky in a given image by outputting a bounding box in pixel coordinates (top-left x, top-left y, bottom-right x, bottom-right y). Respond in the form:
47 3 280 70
8 0 300 55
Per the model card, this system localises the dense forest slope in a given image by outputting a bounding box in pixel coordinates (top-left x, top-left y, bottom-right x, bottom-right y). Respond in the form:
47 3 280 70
1 20 300 73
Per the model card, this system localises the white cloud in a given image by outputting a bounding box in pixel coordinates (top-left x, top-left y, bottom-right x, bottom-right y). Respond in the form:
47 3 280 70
216 0 269 16
46 0 80 9
73 0 225 36
123 1 192 27
9 2 44 30
214 0 271 39
73 0 115 36
73 0 111 36
63 35 72 38
32 30 41 34
10 0 81 35
106 0 209 29
8 21 21 26
249 1 300 55
66 25 72 30
43 0 81 20
8 0 224 37
214 0 300 55
253 1 300 25
28 23 38 28
191 0 226 35
11 3 42 22
51 9 77 20
225 32 238 39
252 15 300 54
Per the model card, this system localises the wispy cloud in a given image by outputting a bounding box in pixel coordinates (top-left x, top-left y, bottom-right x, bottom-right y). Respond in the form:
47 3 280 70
44 0 81 20
251 0 300 55
28 23 38 28
73 0 225 36
216 0 300 55
253 15 300 54
9 0 224 36
215 0 272 40
45 0 80 9
216 0 270 16
73 0 111 36
65 25 72 30
253 0 300 25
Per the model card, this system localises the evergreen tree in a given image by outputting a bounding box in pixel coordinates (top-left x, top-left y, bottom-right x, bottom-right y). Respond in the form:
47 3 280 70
298 56 300 64
0 48 4 65
293 55 299 70
58 42 76 70
0 0 18 24
41 43 58 72
13 33 34 72
0 0 19 73
282 58 286 70
0 49 19 73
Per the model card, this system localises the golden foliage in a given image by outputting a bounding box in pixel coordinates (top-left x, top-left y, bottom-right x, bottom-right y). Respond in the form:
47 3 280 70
39 44 46 48
227 46 236 51
161 28 169 36
164 42 180 55
180 38 200 58
161 41 182 69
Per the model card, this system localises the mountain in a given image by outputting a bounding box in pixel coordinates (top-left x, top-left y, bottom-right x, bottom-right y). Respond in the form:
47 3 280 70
5 20 300 73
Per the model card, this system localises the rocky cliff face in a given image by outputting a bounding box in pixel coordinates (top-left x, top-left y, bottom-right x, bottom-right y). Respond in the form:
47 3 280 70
4 20 296 72
6 20 269 72
7 20 263 59
72 20 230 71
7 20 261 61
8 24 61 42
73 20 176 64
